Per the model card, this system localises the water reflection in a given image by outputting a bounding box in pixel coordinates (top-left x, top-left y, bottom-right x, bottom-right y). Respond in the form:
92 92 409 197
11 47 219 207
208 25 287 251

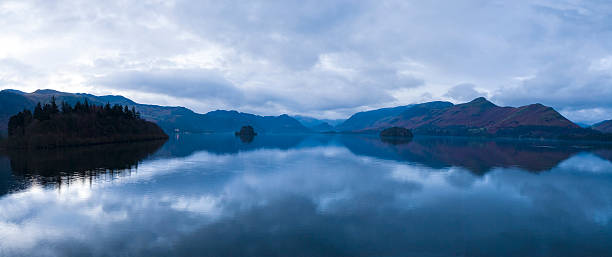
0 140 165 196
156 134 612 175
379 136 413 145
236 133 255 143
0 134 611 257
155 133 308 158
342 136 600 174
595 148 612 163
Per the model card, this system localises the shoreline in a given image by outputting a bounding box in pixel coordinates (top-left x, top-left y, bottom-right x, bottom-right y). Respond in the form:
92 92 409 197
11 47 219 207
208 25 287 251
2 136 168 150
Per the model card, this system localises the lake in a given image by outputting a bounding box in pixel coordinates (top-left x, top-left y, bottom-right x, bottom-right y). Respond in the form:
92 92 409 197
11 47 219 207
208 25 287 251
1 134 611 257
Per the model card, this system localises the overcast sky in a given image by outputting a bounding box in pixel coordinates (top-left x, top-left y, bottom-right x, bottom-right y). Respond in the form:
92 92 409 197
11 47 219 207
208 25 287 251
0 0 611 123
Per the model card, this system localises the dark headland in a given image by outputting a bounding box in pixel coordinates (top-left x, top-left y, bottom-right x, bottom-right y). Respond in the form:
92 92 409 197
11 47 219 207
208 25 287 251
2 98 168 149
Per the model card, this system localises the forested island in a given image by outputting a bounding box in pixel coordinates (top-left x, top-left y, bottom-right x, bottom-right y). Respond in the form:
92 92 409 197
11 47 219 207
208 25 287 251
3 98 168 148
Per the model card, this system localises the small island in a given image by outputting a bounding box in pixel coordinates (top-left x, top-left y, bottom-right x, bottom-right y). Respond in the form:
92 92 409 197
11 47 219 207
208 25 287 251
379 127 413 145
235 125 257 136
380 127 413 138
235 125 257 143
5 98 168 148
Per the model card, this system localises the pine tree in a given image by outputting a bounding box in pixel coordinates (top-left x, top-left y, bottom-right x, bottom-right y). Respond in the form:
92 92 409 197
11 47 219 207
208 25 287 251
50 96 59 114
74 101 82 112
33 103 43 120
61 101 72 114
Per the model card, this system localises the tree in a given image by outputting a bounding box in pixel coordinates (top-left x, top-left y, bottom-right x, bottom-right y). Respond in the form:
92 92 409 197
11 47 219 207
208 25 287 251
83 99 90 113
33 103 44 120
5 100 167 148
8 109 32 136
74 101 82 112
50 96 59 114
61 101 72 114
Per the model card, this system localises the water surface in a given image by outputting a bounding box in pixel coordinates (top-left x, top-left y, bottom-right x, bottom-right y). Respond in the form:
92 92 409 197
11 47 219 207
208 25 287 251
1 134 611 257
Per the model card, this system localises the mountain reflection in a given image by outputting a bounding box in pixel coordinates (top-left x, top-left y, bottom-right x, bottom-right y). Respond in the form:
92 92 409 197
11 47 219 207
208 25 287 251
341 136 605 174
379 136 413 145
0 140 165 195
156 133 309 157
594 149 612 163
2 134 610 193
156 134 611 175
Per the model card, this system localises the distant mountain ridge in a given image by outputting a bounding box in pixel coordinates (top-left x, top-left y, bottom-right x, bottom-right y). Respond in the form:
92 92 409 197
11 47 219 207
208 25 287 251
292 115 344 129
592 120 612 133
2 89 610 141
0 89 310 134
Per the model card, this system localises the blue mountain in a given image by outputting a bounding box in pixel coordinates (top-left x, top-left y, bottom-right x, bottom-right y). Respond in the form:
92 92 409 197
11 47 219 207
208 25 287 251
0 89 310 135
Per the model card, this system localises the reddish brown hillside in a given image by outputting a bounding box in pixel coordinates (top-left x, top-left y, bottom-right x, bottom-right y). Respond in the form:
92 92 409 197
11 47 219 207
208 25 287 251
365 97 586 138
592 120 612 133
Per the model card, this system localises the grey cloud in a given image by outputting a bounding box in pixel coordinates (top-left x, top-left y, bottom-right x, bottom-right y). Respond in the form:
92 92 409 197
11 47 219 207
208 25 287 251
94 67 406 115
491 60 612 122
3 0 612 121
171 0 365 70
96 69 245 103
444 83 486 102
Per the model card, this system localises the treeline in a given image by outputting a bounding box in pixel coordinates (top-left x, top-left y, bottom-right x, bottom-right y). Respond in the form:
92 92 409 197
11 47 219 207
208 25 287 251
9 97 141 136
6 97 167 148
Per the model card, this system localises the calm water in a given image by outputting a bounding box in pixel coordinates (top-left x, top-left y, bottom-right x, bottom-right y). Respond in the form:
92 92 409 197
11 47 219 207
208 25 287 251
1 134 612 257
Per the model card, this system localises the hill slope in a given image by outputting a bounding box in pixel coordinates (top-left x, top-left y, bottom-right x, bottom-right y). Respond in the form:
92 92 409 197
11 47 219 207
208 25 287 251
335 104 416 132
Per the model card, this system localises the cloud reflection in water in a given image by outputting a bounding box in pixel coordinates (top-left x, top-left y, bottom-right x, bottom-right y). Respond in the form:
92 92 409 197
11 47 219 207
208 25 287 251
0 135 611 256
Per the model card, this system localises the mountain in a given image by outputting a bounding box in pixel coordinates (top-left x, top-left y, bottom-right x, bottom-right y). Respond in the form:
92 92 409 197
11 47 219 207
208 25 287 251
310 122 335 132
292 115 339 132
342 97 607 140
292 115 344 128
0 89 310 134
199 110 309 133
335 104 416 132
367 101 455 131
592 120 612 133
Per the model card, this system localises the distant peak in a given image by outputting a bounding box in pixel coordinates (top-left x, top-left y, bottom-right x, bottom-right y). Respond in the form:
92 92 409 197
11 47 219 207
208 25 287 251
0 89 25 94
523 103 549 110
208 110 240 115
465 97 496 107
33 89 62 94
470 97 488 103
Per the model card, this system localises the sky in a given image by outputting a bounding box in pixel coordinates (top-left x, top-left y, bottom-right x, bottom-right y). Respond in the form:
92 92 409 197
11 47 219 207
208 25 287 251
0 0 611 123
